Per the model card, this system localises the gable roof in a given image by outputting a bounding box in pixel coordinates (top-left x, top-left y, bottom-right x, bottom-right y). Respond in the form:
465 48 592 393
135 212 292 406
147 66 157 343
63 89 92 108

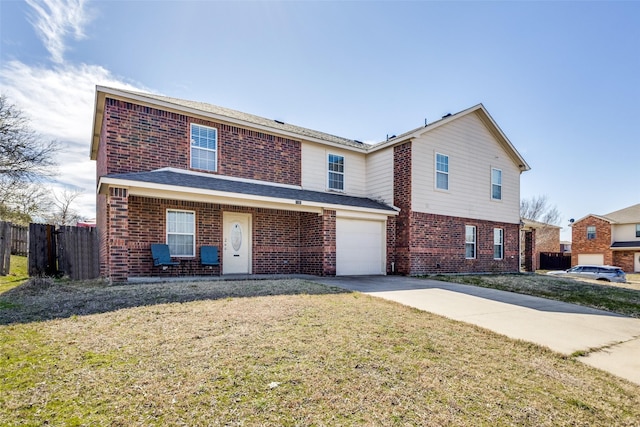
369 104 530 172
98 168 398 215
573 204 640 226
602 203 640 224
90 87 530 173
91 86 365 159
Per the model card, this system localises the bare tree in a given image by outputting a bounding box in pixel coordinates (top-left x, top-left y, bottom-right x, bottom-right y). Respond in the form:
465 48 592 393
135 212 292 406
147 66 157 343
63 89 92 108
520 195 561 225
0 94 58 223
45 187 84 226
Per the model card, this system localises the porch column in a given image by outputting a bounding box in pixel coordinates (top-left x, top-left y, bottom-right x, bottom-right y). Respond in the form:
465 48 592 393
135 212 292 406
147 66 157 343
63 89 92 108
107 187 129 283
321 209 336 276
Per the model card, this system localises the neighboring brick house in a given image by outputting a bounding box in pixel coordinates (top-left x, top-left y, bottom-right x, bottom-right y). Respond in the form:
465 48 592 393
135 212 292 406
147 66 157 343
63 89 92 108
91 86 530 282
520 219 561 271
571 204 640 272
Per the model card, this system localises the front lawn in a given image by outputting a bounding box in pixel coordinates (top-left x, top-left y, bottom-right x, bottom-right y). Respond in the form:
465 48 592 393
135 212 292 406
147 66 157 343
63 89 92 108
1 278 639 425
430 273 640 318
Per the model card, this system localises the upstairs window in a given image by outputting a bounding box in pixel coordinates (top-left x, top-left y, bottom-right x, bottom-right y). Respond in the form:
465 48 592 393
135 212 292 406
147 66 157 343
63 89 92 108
465 225 476 259
328 154 344 191
167 210 195 257
587 226 596 240
494 228 504 260
491 168 502 200
435 153 449 190
636 224 640 238
190 123 217 172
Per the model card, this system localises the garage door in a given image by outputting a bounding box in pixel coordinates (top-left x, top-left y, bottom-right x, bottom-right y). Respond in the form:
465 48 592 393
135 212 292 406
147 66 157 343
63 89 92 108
336 218 385 275
578 254 604 265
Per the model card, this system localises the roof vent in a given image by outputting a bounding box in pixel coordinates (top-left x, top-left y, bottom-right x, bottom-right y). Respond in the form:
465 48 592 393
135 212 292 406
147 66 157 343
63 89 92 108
442 113 452 119
354 140 363 144
274 119 285 124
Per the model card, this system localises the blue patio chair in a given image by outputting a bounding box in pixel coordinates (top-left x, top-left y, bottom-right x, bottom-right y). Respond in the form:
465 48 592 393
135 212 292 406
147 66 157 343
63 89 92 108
200 246 220 273
151 244 180 270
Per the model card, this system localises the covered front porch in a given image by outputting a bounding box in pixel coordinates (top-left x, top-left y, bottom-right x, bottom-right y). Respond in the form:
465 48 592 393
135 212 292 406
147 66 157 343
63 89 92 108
97 168 398 283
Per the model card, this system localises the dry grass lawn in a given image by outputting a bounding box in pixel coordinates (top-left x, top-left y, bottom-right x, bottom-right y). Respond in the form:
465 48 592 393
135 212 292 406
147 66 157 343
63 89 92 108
1 278 640 425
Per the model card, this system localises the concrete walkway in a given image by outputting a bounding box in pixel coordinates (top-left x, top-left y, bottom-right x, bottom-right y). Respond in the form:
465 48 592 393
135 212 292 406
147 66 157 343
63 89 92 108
312 276 640 386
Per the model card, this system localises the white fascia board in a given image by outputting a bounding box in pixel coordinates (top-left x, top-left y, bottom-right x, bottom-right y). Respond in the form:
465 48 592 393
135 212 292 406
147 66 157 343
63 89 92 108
98 176 398 217
94 86 368 154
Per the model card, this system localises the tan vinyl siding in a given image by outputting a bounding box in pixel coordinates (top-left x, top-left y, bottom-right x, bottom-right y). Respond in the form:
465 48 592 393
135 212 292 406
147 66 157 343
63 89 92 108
411 112 521 224
366 148 394 205
612 224 640 242
301 142 367 196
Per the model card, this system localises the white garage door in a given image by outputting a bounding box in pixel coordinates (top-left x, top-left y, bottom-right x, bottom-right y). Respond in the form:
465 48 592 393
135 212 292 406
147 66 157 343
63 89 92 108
578 254 604 265
336 218 385 275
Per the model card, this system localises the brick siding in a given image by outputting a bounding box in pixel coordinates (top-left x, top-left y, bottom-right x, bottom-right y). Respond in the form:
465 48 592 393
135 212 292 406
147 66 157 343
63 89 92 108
100 195 337 281
393 142 412 274
100 98 301 185
571 216 613 266
407 212 520 274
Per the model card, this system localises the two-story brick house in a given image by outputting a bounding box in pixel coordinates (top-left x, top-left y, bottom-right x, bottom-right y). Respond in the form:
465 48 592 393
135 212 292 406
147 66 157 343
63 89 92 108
571 204 640 272
91 86 530 282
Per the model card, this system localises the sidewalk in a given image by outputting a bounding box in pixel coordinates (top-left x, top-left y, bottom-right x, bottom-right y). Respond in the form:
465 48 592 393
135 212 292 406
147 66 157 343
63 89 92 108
313 276 640 385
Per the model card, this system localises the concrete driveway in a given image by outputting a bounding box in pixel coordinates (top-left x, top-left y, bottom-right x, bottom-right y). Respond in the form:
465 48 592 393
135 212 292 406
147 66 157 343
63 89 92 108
312 276 640 385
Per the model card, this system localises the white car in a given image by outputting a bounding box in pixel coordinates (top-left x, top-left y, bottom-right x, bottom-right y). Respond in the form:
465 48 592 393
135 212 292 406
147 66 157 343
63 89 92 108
547 265 627 283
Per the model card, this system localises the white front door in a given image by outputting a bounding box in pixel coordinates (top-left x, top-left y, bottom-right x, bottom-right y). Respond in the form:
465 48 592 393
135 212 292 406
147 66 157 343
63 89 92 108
223 212 251 274
635 253 640 272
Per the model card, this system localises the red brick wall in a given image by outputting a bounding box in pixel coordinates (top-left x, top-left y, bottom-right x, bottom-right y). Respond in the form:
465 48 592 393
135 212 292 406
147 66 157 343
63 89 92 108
407 212 520 274
394 142 412 274
613 251 636 272
300 212 324 276
108 197 336 280
253 208 300 274
100 98 301 185
321 210 337 276
571 216 612 266
106 187 129 283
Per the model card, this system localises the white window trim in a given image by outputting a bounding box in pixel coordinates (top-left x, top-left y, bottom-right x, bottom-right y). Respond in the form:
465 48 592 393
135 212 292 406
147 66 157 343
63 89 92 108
166 209 196 257
494 228 504 260
435 152 449 191
491 168 502 201
465 225 476 259
587 226 596 240
327 153 345 192
190 123 218 172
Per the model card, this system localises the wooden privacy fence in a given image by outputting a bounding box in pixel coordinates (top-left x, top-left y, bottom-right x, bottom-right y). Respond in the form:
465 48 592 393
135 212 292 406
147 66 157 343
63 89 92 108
29 223 100 280
540 252 572 271
11 224 28 256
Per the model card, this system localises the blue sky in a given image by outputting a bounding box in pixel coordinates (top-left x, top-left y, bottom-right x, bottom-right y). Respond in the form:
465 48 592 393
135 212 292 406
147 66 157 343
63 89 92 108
1 0 639 240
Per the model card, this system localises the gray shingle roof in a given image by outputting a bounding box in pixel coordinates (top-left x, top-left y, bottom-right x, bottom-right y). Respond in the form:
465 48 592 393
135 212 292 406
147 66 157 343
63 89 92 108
610 241 640 249
112 88 368 149
105 169 397 213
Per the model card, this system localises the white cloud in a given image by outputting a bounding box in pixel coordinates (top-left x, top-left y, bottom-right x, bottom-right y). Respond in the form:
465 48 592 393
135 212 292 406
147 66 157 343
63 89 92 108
0 60 146 219
26 0 92 64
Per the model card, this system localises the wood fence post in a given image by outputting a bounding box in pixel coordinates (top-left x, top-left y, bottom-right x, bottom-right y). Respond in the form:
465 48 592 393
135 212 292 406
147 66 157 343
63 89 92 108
0 221 11 275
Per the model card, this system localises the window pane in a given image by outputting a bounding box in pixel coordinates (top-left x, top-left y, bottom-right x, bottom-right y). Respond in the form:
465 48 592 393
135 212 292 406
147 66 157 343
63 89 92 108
329 171 344 190
636 224 640 238
328 154 344 190
436 154 448 173
492 169 502 185
168 234 194 256
436 172 448 190
191 124 217 171
465 243 475 259
494 228 503 259
492 184 502 200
